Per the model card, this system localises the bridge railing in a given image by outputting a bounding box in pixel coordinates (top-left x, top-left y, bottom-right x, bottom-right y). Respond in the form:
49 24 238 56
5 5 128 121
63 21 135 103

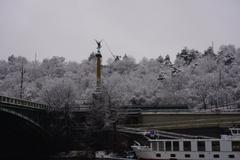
71 105 91 112
196 105 240 113
0 95 48 110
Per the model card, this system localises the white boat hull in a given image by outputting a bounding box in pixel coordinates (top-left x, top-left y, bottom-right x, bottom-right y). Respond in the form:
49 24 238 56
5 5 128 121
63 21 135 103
132 145 240 160
132 128 240 160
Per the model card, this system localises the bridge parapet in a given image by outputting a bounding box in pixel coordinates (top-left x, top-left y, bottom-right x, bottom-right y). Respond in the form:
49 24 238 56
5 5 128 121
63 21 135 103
71 105 91 112
0 95 48 110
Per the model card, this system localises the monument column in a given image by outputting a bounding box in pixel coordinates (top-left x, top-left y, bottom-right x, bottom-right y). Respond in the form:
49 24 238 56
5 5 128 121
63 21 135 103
96 50 102 89
93 40 103 104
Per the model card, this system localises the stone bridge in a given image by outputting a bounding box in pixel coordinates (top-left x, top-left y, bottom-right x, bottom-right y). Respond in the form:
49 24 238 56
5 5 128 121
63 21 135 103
0 95 52 158
0 95 91 158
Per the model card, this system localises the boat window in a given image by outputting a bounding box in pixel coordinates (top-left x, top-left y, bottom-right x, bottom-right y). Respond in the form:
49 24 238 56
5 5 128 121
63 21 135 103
185 154 190 158
213 154 219 158
170 154 176 157
212 141 220 151
229 154 235 158
199 154 205 158
183 141 191 151
156 153 161 157
232 141 240 151
152 142 157 151
233 130 237 134
173 141 179 151
166 141 172 151
197 141 206 151
158 141 164 151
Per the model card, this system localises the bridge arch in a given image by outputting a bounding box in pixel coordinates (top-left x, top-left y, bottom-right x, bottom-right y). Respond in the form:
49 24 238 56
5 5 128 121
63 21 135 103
0 108 51 158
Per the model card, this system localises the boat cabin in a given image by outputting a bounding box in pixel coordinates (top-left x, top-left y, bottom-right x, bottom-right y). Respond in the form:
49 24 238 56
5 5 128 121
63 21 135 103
147 138 240 159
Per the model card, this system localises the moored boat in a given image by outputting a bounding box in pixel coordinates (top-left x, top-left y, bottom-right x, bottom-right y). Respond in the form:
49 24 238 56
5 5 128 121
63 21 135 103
132 128 240 160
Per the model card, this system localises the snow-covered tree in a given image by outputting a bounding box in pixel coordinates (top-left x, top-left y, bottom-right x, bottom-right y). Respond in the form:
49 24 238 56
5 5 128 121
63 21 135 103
40 56 66 78
0 44 240 111
41 78 77 110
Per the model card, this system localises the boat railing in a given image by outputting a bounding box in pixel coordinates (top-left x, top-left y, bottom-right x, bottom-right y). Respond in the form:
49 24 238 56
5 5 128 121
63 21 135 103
145 130 213 140
118 126 213 139
230 128 240 136
133 141 141 146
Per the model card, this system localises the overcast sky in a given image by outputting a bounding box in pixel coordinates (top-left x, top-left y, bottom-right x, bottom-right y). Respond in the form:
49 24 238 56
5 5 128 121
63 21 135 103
0 0 240 63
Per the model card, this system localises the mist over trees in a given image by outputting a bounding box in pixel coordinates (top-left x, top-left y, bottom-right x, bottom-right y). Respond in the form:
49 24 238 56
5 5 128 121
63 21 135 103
1 44 240 110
